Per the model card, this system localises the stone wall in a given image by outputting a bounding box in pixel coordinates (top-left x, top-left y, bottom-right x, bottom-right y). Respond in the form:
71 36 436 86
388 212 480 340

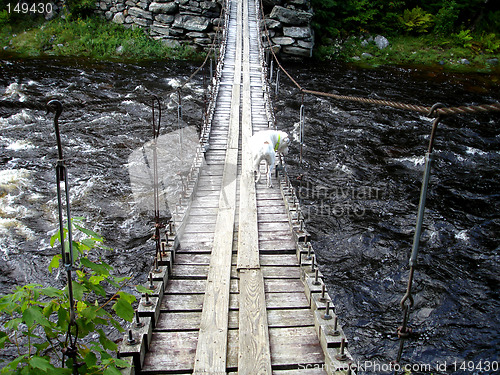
262 0 314 58
96 0 314 58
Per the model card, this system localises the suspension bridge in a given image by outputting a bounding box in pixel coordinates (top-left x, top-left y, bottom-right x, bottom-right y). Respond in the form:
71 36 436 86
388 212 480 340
117 0 354 373
109 0 500 373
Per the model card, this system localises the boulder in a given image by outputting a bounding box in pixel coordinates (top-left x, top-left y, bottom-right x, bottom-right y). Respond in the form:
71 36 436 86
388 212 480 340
161 38 181 49
128 7 153 20
133 17 153 27
112 12 125 24
263 18 281 29
151 22 171 36
137 1 149 10
374 35 389 50
179 4 202 14
297 39 313 49
155 14 175 24
282 45 311 58
173 14 211 32
272 36 295 46
149 2 178 14
200 1 220 16
283 26 310 39
270 6 312 25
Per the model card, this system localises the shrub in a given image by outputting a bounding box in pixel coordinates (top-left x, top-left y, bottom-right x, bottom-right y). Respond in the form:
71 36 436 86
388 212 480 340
0 218 137 374
434 0 460 34
399 7 434 34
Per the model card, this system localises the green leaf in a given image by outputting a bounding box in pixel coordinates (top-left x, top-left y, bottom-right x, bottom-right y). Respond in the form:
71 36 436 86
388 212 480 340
98 329 117 351
79 304 98 321
103 365 122 375
3 354 28 371
71 280 84 301
73 224 103 242
29 356 55 371
84 351 97 368
50 230 62 247
57 307 69 331
33 342 50 355
80 257 111 277
112 295 134 322
41 286 63 298
49 254 61 273
5 317 22 330
136 285 153 294
23 306 51 328
0 331 9 348
114 357 132 369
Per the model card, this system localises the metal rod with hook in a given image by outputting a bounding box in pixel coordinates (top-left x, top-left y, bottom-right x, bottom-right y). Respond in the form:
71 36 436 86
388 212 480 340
151 96 164 261
46 99 78 373
396 103 445 363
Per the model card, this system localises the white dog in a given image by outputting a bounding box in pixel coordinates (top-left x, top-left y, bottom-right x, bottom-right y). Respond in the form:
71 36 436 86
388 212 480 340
250 130 290 188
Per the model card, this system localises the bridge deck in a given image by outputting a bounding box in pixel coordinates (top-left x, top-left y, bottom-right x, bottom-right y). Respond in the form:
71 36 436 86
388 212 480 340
119 0 353 373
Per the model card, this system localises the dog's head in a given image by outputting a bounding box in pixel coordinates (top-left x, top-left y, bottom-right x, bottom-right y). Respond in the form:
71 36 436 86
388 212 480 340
276 131 290 155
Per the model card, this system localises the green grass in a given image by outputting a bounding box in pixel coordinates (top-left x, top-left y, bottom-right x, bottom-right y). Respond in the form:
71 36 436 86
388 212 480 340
316 33 500 73
0 16 203 61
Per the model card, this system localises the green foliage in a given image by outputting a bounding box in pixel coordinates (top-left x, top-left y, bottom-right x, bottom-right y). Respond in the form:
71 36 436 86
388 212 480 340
342 0 380 32
479 10 500 34
0 219 136 374
399 7 434 34
434 0 460 34
478 32 500 54
0 10 10 27
453 29 473 49
65 0 96 19
1 14 204 61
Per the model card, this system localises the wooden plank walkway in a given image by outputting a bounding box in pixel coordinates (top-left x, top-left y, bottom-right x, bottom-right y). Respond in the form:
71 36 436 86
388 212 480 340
119 0 355 374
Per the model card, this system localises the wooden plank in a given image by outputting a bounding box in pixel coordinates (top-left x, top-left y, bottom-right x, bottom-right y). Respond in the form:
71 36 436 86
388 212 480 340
161 294 204 311
238 270 272 375
260 254 298 266
267 309 316 328
175 254 211 265
164 279 206 294
259 230 294 240
193 0 241 370
156 311 201 331
262 266 301 279
264 279 304 293
269 327 326 367
141 331 197 373
259 240 297 252
258 222 292 232
171 265 209 279
266 292 310 309
236 0 259 271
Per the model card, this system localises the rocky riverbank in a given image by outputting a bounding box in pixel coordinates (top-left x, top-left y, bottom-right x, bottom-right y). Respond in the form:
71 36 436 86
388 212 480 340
96 0 315 59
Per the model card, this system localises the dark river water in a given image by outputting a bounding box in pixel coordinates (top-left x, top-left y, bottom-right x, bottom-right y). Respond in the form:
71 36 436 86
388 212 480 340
1 58 499 373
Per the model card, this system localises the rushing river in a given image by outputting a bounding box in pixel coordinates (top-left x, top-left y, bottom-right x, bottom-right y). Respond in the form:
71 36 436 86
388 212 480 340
1 58 499 373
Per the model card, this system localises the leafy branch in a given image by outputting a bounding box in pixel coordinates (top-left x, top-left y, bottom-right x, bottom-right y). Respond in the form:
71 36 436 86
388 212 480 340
0 218 138 374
